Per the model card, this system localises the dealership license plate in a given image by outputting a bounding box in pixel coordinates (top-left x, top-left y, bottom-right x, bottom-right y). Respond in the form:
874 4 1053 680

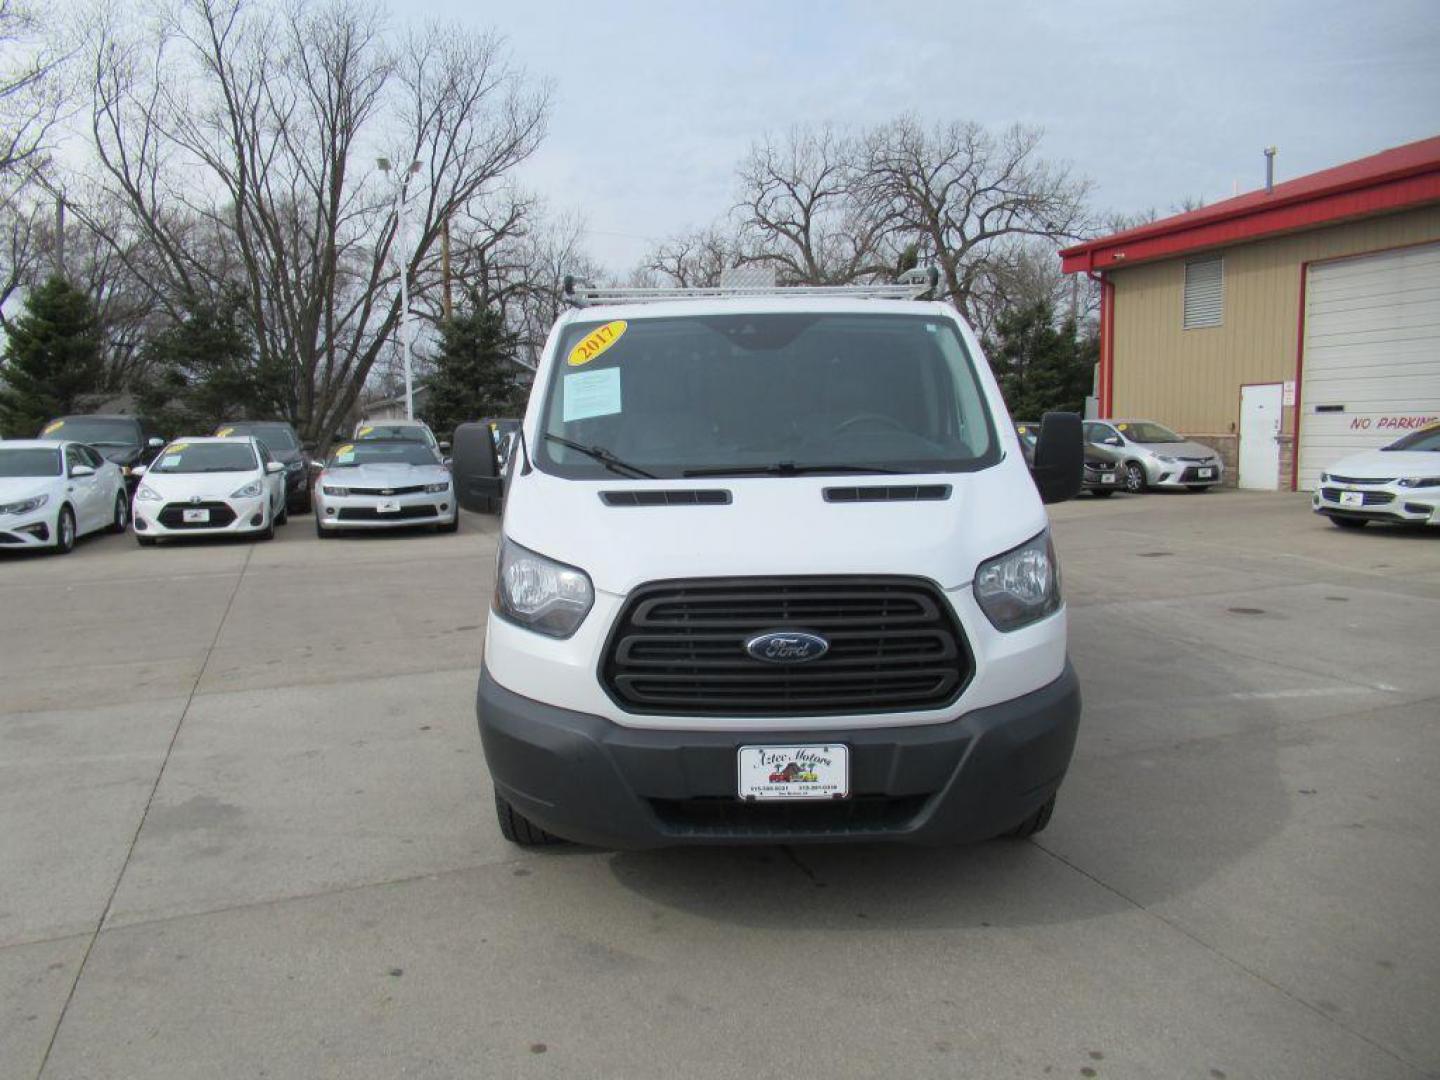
738 745 849 801
182 509 210 523
1197 468 1214 478
376 501 401 514
1101 473 1116 484
1339 490 1364 507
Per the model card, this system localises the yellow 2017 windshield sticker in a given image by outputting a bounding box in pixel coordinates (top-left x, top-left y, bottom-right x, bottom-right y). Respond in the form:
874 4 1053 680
42 420 64 435
567 321 627 367
1116 423 1129 431
216 426 235 437
357 426 374 437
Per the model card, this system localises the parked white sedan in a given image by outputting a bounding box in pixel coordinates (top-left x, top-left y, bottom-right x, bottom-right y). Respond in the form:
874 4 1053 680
0 440 130 553
131 436 287 545
1313 424 1440 528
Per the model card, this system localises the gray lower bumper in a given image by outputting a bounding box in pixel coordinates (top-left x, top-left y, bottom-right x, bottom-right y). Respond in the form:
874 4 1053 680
476 663 1081 849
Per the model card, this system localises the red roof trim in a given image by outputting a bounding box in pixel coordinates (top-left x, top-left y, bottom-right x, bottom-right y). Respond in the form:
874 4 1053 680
1061 136 1440 273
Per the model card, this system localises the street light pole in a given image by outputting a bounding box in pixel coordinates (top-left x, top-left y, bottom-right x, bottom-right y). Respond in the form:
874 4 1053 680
379 157 423 420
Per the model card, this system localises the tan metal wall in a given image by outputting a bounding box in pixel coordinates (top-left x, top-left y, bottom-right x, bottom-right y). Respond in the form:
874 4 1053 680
1110 205 1440 440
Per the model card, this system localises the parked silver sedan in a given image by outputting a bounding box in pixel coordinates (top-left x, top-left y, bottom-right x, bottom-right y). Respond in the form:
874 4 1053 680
313 439 458 537
1082 419 1224 493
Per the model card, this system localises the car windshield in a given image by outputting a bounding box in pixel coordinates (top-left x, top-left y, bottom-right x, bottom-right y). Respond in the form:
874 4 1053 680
357 424 430 443
217 422 299 451
38 418 140 447
1119 422 1183 443
149 441 258 473
327 441 440 467
0 447 62 477
535 313 999 478
1383 426 1440 452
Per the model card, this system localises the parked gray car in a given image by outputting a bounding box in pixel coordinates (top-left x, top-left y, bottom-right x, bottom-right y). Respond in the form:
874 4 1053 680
313 438 458 537
1082 419 1223 493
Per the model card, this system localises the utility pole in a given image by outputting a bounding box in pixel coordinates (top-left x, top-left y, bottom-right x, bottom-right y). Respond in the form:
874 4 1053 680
441 213 453 322
378 158 423 420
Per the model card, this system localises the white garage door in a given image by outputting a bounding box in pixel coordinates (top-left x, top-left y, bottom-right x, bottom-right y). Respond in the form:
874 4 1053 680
1297 242 1440 490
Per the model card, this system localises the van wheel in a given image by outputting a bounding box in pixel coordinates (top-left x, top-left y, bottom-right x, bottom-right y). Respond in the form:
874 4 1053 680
1124 462 1147 493
1330 516 1368 529
494 794 566 847
1006 795 1055 839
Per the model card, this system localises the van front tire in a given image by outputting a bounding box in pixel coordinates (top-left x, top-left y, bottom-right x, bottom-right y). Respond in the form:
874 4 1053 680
495 794 567 847
1006 794 1056 839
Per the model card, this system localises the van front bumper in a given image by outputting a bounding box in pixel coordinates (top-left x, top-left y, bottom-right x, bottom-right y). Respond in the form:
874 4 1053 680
477 661 1080 849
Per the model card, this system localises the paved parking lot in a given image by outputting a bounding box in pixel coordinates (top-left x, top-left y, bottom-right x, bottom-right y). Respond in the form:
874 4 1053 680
2 493 1437 1079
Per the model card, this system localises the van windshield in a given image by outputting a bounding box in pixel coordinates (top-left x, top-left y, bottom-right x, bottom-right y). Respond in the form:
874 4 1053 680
536 313 999 478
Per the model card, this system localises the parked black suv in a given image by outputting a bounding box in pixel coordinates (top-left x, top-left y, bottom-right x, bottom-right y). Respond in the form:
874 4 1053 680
214 420 313 512
37 415 165 492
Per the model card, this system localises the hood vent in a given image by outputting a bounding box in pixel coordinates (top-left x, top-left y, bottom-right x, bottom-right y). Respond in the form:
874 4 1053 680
601 489 731 507
823 485 951 503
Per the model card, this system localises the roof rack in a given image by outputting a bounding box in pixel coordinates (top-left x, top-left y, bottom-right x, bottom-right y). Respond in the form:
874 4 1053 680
561 266 941 307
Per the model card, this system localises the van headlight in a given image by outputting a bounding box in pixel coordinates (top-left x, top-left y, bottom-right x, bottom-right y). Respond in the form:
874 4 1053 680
495 537 594 638
973 530 1062 631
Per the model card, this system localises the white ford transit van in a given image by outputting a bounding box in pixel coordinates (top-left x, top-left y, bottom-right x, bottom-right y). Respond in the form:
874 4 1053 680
451 274 1084 848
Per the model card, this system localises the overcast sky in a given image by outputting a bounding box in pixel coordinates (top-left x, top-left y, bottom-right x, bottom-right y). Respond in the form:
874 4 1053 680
410 0 1439 269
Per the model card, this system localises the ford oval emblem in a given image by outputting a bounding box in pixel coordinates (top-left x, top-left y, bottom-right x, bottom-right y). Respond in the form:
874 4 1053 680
745 630 830 664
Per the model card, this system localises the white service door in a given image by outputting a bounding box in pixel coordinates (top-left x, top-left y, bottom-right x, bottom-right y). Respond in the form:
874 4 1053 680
1239 383 1283 490
1297 243 1440 489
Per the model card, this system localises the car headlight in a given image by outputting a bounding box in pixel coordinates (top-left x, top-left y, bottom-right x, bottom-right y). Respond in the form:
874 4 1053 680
230 480 263 498
1320 473 1331 484
495 537 594 638
0 493 48 516
1397 476 1440 488
425 481 450 493
322 485 349 496
136 485 162 502
1156 454 1177 464
974 530 1062 632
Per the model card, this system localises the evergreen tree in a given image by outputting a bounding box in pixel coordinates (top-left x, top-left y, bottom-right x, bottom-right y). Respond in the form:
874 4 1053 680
987 300 1097 419
0 277 105 435
423 300 522 439
136 291 285 432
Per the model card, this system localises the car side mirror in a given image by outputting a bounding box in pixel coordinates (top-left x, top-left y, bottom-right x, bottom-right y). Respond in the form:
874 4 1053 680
265 461 285 474
309 459 325 471
1032 412 1084 505
147 436 165 448
1105 436 1123 447
451 421 503 513
70 464 96 478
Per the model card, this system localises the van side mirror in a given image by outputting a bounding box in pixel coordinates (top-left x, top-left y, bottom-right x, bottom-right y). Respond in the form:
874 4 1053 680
147 437 165 448
1032 412 1084 504
451 421 503 514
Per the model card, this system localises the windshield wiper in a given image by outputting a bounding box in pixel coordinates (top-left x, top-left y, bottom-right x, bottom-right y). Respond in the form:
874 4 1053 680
682 462 906 478
544 434 655 478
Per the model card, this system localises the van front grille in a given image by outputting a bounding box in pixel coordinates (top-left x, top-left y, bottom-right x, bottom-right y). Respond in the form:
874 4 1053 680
600 576 971 717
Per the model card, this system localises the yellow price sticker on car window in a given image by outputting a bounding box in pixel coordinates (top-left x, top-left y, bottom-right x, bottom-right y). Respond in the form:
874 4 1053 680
334 444 354 457
567 320 627 367
216 426 235 437
1116 423 1129 431
168 442 190 453
1016 425 1028 434
42 420 64 435
357 426 373 437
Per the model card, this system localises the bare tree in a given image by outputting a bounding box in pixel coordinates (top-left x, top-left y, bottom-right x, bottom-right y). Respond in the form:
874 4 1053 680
75 0 548 440
0 0 67 177
860 118 1090 327
641 226 737 288
734 126 891 284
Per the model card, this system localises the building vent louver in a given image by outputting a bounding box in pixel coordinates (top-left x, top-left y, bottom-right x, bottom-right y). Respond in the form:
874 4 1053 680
1183 257 1224 329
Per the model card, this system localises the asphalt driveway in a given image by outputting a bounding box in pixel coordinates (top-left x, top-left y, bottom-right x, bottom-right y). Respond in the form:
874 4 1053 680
2 494 1437 1079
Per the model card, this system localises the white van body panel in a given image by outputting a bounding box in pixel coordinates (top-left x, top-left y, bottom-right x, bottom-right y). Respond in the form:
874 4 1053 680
485 297 1067 733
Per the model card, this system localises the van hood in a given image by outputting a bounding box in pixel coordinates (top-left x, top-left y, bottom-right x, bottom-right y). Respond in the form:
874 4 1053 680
502 467 1047 596
1326 449 1440 479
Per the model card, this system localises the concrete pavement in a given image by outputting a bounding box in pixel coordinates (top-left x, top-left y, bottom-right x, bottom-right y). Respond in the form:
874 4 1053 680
1 493 1436 1079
